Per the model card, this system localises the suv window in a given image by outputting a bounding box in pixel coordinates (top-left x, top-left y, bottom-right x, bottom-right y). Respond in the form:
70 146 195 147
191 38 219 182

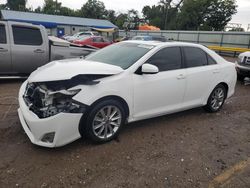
146 47 182 72
183 47 208 68
12 26 43 45
0 25 7 44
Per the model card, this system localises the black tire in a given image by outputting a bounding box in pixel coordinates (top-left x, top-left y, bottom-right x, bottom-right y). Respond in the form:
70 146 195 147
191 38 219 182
80 99 126 143
237 74 245 81
203 84 227 113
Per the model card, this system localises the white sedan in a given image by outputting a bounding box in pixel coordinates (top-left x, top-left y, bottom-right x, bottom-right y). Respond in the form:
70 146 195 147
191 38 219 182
18 41 237 147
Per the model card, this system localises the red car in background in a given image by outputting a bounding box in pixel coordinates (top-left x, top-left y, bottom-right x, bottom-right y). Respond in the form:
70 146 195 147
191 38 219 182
73 36 113 48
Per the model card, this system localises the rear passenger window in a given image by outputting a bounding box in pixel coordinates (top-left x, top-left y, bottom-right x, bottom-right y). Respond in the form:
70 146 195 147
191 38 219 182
0 25 7 44
183 47 208 68
146 47 182 72
12 26 43 45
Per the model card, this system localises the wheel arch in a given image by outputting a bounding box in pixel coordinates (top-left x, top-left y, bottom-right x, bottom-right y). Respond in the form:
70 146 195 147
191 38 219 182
217 82 229 98
88 95 130 118
205 82 229 105
78 95 130 136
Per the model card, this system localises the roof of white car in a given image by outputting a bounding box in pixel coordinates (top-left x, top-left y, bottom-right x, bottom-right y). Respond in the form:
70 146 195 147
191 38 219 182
123 40 204 48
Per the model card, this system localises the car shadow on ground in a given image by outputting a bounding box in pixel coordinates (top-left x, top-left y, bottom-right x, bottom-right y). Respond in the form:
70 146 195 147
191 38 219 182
30 107 205 153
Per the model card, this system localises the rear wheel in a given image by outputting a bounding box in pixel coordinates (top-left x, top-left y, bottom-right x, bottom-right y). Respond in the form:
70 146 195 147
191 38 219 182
204 84 226 113
81 99 126 143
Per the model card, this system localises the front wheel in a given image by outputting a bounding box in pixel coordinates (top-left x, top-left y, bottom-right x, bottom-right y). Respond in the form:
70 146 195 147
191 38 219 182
81 99 126 143
204 84 227 113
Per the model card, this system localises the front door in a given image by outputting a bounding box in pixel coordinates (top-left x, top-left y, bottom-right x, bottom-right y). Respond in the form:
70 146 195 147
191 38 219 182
9 24 48 74
133 47 187 120
0 22 11 74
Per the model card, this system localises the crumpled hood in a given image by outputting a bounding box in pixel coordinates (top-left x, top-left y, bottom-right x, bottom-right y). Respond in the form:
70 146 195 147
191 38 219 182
28 58 124 82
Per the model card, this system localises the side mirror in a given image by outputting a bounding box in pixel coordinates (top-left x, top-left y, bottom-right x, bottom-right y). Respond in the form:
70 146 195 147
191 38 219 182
141 64 159 74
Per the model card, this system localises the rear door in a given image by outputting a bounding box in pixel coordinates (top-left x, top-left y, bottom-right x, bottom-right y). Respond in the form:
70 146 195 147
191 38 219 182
0 22 11 74
182 46 221 107
9 23 48 74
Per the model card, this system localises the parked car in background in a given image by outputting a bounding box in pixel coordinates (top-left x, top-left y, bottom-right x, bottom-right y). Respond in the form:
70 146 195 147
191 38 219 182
115 36 130 42
132 35 167 42
73 36 113 48
18 41 237 147
0 21 96 76
64 31 99 42
236 51 250 80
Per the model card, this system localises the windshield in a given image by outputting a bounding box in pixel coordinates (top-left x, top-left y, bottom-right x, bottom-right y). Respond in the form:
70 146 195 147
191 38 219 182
85 42 154 69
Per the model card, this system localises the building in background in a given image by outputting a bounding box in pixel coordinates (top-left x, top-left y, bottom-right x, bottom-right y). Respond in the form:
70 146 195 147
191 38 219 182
0 10 117 38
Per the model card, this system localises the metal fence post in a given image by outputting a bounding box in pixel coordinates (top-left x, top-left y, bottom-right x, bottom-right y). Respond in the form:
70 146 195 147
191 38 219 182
248 35 250 49
197 32 200 44
220 32 224 47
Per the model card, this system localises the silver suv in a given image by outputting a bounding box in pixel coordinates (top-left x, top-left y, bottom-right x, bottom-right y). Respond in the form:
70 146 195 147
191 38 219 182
236 52 250 80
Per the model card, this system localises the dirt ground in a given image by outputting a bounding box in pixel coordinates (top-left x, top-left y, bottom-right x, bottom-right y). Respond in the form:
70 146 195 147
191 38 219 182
0 57 249 188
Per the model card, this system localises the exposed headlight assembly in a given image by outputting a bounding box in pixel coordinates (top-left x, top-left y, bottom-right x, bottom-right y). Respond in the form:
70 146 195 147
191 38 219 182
24 83 87 119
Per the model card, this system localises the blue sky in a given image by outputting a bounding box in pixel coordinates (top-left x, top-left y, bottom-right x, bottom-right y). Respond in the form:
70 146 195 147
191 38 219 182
1 0 250 29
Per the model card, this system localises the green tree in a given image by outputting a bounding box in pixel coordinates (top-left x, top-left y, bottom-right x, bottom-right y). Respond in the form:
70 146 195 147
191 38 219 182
177 0 237 31
106 10 116 24
142 0 183 30
204 0 237 31
142 5 163 28
35 0 76 16
0 4 7 10
6 0 27 11
42 0 62 15
115 13 128 28
80 0 107 19
34 6 42 13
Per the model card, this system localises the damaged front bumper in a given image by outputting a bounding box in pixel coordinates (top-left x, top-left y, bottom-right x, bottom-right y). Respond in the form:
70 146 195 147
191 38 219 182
18 81 84 148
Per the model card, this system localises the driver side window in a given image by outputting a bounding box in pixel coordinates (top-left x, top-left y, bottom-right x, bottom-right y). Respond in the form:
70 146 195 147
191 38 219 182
146 47 182 72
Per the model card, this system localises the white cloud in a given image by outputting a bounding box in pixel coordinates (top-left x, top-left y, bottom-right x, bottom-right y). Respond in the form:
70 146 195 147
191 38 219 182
26 0 160 12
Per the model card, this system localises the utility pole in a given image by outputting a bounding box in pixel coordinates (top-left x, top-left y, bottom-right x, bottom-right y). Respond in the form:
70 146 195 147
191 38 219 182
164 0 171 30
55 0 59 14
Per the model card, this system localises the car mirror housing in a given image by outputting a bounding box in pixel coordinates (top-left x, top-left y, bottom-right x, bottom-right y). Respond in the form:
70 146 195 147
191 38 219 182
141 64 159 74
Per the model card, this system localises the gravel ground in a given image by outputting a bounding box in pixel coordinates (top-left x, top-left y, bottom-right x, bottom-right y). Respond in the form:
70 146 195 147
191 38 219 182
0 57 249 188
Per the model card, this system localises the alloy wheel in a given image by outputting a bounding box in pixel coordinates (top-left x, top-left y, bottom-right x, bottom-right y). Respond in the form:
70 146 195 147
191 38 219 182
92 105 122 139
210 87 225 111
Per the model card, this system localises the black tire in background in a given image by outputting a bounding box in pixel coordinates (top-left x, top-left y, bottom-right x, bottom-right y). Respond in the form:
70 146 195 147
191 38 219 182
237 73 245 81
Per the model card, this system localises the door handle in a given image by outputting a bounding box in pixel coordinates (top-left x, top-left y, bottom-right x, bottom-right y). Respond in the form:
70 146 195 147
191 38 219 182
34 49 45 53
0 47 8 52
177 74 186 80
